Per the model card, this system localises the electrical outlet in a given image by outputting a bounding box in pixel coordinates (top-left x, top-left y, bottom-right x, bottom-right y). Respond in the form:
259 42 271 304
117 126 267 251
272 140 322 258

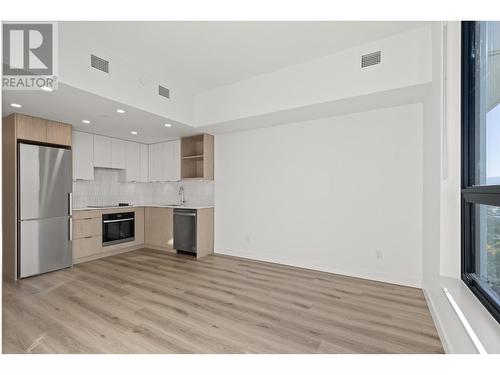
376 250 384 261
245 235 251 244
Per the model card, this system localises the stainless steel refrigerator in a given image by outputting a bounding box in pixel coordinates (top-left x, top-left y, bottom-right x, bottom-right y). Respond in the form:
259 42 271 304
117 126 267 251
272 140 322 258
18 143 73 278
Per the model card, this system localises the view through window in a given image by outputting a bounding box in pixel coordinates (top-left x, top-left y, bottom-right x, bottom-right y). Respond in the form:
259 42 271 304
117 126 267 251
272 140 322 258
462 21 500 324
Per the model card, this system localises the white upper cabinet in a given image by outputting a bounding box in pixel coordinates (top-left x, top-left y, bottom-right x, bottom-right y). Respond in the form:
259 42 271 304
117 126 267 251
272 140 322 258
111 138 126 169
72 131 94 180
93 135 126 170
167 140 181 181
124 141 140 181
139 143 149 182
148 143 161 182
148 140 180 182
93 135 112 168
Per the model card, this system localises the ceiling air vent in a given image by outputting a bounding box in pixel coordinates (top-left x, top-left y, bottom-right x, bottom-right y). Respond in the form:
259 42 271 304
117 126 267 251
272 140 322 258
361 51 381 68
158 85 170 99
90 54 109 73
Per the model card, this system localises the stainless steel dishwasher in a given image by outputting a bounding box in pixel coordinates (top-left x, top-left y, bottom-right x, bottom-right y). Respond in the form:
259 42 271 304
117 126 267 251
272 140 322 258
173 209 197 255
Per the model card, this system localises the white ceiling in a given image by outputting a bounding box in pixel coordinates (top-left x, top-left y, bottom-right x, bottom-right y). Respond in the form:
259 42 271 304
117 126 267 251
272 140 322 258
2 83 196 143
59 21 429 93
3 21 431 143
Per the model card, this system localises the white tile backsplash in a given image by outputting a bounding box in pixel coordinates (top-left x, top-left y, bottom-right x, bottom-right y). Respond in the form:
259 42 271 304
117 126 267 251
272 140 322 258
73 168 214 208
152 180 215 206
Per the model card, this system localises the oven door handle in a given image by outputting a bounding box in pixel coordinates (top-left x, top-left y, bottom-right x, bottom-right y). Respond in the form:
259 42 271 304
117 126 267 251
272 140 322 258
103 218 135 223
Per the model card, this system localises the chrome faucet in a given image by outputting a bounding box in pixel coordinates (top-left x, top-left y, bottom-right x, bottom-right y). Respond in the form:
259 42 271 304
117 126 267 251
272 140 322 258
178 185 185 206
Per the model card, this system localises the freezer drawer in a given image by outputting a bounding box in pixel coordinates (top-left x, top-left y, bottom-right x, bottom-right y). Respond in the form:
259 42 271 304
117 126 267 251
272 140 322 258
19 216 72 278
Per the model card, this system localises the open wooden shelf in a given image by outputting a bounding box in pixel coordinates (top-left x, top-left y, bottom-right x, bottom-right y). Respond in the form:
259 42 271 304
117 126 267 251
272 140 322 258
180 134 214 180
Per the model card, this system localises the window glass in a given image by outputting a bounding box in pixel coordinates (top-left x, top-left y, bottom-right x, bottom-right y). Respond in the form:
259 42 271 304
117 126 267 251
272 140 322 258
475 204 500 299
474 22 500 185
463 21 500 323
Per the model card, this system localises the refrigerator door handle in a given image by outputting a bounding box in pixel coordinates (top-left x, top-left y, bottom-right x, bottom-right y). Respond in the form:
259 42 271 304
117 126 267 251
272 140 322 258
68 193 73 216
69 218 73 241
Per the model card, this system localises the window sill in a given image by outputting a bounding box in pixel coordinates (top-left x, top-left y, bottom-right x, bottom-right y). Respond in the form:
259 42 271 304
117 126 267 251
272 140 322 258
439 276 500 353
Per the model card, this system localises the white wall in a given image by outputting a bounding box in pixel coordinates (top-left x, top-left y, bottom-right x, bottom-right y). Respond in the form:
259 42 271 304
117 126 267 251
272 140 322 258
196 26 432 127
215 103 423 287
440 21 462 279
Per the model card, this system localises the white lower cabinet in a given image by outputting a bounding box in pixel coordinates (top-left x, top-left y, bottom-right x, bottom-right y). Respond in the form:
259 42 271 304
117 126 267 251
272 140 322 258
72 131 94 180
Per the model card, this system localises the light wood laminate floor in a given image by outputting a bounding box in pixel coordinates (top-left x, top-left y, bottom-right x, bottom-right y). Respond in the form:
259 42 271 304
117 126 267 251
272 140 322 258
2 248 444 353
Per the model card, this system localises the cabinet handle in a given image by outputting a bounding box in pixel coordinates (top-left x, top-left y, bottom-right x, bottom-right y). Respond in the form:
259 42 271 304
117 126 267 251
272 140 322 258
68 193 73 216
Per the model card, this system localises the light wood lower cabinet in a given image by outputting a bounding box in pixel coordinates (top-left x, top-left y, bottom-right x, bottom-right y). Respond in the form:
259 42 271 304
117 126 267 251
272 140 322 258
71 206 213 263
72 207 145 262
196 208 214 258
73 217 101 239
144 207 174 250
73 209 101 220
73 235 102 259
73 210 102 259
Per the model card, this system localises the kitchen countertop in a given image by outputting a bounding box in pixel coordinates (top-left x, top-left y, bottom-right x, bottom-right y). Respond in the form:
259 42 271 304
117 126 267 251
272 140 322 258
73 204 215 211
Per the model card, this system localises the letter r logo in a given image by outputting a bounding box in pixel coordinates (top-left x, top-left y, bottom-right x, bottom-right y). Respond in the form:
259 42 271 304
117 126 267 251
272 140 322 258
3 23 53 75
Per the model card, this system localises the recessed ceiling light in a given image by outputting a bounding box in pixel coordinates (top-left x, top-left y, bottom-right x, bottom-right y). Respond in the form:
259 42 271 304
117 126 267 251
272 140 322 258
164 123 172 127
10 103 22 108
41 86 53 92
82 120 90 124
130 131 138 135
116 109 125 114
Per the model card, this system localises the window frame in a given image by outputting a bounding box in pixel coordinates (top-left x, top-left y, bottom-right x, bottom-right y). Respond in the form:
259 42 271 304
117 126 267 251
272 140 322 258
461 21 500 325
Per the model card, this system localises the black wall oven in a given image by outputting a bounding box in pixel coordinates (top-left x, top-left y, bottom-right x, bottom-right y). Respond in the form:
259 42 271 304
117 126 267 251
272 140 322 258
102 211 135 246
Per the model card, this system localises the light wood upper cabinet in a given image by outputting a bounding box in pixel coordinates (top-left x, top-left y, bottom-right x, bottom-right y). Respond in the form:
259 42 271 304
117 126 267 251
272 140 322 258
15 114 72 147
181 134 214 180
72 131 94 180
93 135 112 168
16 114 47 143
111 138 126 169
46 120 72 146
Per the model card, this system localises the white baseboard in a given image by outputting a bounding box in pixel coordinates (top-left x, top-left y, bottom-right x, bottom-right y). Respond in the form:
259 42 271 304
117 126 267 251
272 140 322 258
215 248 422 288
422 286 452 353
